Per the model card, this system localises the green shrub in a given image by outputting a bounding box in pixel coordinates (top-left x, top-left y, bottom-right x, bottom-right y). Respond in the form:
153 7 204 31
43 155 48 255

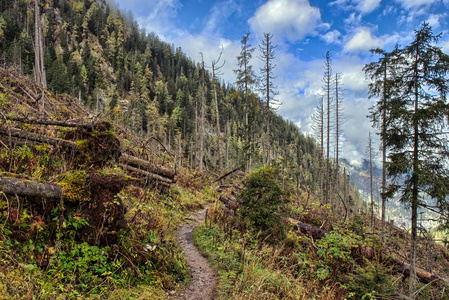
238 166 289 240
316 231 361 279
346 259 397 299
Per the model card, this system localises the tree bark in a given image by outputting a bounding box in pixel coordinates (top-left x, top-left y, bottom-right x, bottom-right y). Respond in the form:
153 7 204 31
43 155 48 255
118 163 173 184
214 165 243 182
0 127 77 150
211 53 224 176
119 154 175 179
0 175 62 199
199 61 205 170
7 117 94 129
286 217 330 239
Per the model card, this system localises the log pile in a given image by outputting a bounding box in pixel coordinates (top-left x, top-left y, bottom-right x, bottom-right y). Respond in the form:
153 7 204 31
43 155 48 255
0 127 77 151
119 154 176 189
0 118 175 186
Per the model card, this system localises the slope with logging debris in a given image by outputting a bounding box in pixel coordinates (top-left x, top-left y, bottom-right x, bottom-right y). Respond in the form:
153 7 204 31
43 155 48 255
0 67 217 299
194 166 449 299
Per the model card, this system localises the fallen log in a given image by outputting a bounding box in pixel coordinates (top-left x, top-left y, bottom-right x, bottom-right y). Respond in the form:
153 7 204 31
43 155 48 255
217 192 449 285
7 117 94 129
120 154 175 179
286 217 330 239
286 216 448 285
0 127 77 150
218 195 239 210
118 163 173 184
0 175 62 199
214 165 243 182
388 256 449 285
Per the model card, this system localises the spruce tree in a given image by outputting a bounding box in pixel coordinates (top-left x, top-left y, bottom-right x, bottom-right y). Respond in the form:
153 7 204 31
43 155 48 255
234 32 256 172
364 47 402 244
377 23 449 294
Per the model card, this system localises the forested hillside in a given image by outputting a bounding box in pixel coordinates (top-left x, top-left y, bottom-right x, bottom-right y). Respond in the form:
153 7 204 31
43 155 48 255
1 0 449 299
0 0 321 181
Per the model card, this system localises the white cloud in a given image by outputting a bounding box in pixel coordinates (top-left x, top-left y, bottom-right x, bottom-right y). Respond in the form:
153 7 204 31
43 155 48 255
321 30 342 44
356 0 382 14
330 0 382 14
344 27 383 53
395 0 438 10
203 0 241 35
441 39 449 54
173 34 242 84
119 0 180 37
249 0 324 42
344 12 363 27
426 14 441 29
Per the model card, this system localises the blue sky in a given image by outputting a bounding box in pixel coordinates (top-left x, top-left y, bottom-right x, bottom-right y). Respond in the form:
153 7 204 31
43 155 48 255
114 0 449 166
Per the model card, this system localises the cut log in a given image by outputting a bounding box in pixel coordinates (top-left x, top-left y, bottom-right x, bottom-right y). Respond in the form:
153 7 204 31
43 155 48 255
7 117 94 129
286 216 449 285
388 256 449 285
120 154 175 179
286 217 330 239
0 175 62 199
0 127 77 150
119 163 173 184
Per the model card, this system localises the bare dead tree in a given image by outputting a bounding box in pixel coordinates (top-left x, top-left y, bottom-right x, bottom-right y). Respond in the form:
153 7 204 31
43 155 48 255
258 32 278 165
33 0 46 89
198 55 206 170
322 52 332 204
366 132 375 229
312 96 325 203
208 47 226 175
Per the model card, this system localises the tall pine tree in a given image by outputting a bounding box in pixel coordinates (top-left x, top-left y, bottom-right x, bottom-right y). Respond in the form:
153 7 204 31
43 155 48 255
380 23 449 295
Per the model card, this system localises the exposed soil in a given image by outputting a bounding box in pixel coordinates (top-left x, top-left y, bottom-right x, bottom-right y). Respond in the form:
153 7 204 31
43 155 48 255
172 207 217 300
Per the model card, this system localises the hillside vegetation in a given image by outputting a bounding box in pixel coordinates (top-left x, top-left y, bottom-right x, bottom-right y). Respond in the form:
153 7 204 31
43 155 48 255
0 0 449 299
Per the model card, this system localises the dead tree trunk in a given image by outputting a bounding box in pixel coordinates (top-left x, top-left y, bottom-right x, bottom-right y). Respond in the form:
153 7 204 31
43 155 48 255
210 48 225 176
0 175 62 199
7 117 94 129
119 154 175 179
118 163 173 184
0 127 77 150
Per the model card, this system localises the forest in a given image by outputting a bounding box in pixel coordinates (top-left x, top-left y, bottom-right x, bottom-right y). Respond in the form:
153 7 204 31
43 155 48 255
0 0 449 299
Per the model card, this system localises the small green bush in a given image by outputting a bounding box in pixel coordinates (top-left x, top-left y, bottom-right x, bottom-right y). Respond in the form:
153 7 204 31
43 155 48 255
346 259 397 299
239 166 289 240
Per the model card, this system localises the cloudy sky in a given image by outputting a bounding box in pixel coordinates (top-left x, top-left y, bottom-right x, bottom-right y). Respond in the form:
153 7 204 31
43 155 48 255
114 0 449 167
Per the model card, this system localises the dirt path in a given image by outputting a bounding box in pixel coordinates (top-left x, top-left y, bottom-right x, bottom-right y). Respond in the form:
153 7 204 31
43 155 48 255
172 207 217 300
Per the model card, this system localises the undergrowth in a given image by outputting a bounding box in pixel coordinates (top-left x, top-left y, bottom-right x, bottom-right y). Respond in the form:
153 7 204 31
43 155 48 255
0 166 216 299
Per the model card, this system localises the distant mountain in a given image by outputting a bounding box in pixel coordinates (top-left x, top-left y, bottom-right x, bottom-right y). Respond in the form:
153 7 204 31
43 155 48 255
340 158 438 230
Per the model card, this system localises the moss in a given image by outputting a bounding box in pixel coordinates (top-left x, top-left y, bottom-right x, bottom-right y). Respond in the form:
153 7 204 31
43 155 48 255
97 166 128 179
33 144 50 153
59 171 90 202
75 139 88 148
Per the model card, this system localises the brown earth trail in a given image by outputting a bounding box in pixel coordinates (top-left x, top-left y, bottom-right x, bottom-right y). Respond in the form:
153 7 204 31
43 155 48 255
172 207 217 300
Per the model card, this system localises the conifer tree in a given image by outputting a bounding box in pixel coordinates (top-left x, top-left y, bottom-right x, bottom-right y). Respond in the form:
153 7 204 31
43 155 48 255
364 47 401 244
377 23 449 294
234 32 256 171
258 32 278 165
